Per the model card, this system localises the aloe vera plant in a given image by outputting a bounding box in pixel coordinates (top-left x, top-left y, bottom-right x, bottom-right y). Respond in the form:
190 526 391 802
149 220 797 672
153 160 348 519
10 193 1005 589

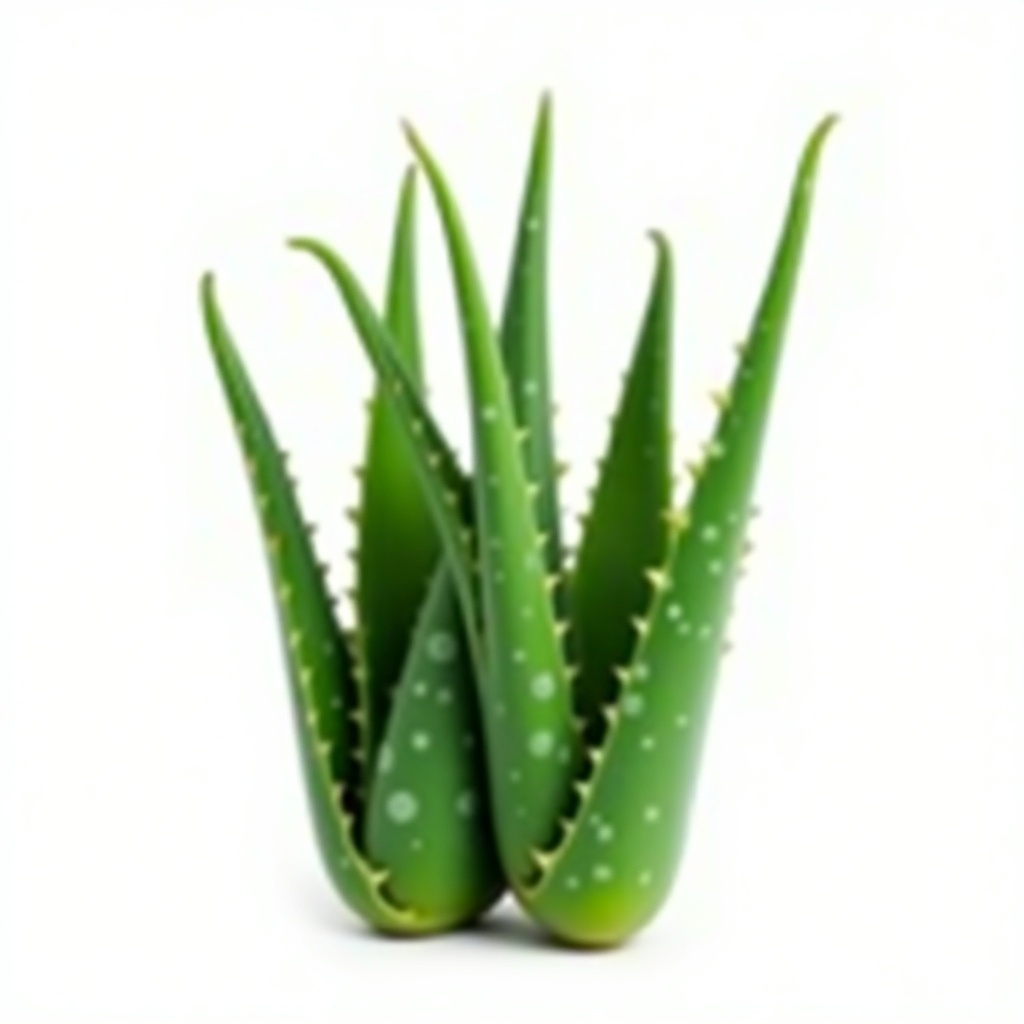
202 95 836 947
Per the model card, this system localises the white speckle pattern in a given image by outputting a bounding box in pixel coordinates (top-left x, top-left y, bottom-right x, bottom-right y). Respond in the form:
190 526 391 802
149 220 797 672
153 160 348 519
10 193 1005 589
667 603 683 621
510 769 522 784
675 714 690 730
513 649 527 664
621 692 645 718
427 632 457 663
436 688 453 705
456 790 477 817
697 624 713 641
523 379 539 396
634 662 650 681
597 824 615 843
565 875 580 890
640 735 656 751
528 730 555 759
701 523 720 543
411 731 431 752
531 673 556 700
639 870 653 887
708 559 724 576
378 744 394 774
481 405 498 421
676 620 693 636
526 216 541 233
593 864 613 882
386 791 419 824
643 805 661 824
411 838 424 852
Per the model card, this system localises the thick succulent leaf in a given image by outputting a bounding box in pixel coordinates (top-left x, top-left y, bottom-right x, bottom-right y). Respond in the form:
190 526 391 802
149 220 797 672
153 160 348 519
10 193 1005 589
289 238 481 672
200 275 418 932
356 170 439 760
523 117 838 946
406 125 583 887
365 565 503 926
568 233 675 734
499 93 564 601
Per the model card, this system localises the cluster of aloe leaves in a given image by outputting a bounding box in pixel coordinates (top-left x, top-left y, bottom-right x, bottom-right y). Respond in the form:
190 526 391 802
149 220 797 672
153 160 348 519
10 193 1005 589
201 95 836 947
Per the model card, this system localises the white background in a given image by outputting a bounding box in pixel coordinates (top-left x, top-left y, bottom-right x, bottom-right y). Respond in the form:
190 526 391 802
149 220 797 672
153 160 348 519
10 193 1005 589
1 2 1022 1022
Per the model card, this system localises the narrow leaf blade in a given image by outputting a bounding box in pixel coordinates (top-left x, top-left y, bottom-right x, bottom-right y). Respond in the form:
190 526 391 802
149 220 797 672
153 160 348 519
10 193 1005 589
568 233 675 733
289 238 481 672
357 169 439 759
524 117 837 945
499 94 564 596
201 274 417 931
406 125 582 886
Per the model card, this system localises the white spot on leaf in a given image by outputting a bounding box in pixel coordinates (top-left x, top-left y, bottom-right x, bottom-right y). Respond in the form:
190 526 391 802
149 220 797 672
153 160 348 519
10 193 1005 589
621 692 645 718
530 673 556 700
386 791 419 824
528 731 555 759
427 632 457 663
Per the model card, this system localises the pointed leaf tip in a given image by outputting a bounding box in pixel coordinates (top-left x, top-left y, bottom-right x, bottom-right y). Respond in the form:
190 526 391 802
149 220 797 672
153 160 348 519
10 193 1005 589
646 228 670 254
402 120 429 160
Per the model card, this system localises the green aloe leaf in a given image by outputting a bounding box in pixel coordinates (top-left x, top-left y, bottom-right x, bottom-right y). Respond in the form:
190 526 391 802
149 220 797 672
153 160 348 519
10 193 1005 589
523 116 838 946
289 238 480 670
292 236 505 924
364 566 503 925
568 232 675 735
356 169 438 762
200 275 418 931
405 124 583 888
499 94 564 603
